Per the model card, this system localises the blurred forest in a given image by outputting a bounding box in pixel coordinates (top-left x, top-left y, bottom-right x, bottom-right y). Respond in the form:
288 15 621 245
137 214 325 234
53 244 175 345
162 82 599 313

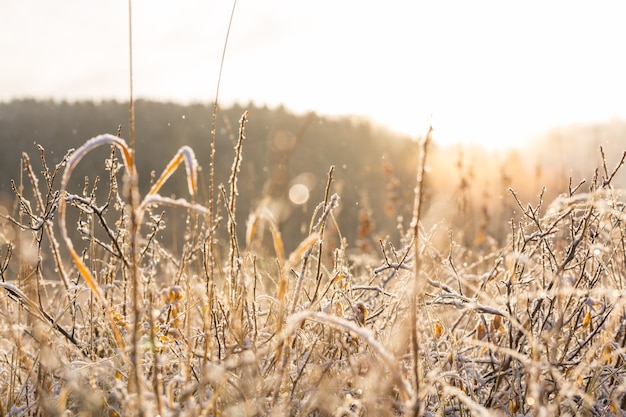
1 99 625 254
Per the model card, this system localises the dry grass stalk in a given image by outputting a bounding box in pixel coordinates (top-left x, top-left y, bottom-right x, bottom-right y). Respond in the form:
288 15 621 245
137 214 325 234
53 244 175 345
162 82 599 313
3 134 626 415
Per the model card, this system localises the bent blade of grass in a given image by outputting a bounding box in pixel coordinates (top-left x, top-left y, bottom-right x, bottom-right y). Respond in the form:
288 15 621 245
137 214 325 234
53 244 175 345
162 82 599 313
287 232 321 268
280 233 320 294
147 145 198 197
60 134 135 304
441 385 492 417
139 194 211 216
269 220 285 266
59 134 135 353
285 310 413 404
66 134 134 175
246 206 285 264
275 232 320 335
245 210 259 247
61 137 202 298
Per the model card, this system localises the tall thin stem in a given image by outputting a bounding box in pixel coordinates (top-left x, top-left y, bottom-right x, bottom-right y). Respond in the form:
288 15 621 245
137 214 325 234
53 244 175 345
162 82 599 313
227 111 247 303
127 1 143 414
202 0 238 386
207 0 238 289
128 0 135 152
409 126 432 416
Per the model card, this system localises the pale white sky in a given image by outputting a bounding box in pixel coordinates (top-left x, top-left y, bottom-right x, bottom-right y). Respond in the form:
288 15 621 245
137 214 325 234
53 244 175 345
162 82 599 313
1 1 625 149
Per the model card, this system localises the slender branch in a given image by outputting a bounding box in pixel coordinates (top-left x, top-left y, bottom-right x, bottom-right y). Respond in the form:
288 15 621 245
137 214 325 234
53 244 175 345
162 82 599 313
409 126 432 416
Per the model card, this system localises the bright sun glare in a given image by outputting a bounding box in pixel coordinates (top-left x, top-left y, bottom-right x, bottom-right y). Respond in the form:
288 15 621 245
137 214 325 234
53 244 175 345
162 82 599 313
1 1 625 151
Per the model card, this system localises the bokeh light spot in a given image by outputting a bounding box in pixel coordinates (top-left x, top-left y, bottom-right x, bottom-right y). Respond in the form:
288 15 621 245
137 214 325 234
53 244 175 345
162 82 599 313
289 183 310 205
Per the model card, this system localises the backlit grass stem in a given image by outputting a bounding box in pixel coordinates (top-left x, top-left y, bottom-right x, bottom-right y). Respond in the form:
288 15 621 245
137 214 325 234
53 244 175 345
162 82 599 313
409 126 432 416
228 111 248 304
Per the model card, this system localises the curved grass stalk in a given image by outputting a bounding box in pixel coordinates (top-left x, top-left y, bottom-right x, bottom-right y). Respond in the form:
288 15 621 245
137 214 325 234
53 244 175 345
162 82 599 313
147 145 198 197
60 136 203 297
245 205 285 265
282 310 413 405
139 194 210 215
409 127 432 416
59 134 134 354
59 134 135 304
59 134 206 360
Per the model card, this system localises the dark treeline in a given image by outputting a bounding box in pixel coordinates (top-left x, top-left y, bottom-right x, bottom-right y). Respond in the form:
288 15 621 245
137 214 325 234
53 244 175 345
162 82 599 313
0 99 420 252
1 99 625 252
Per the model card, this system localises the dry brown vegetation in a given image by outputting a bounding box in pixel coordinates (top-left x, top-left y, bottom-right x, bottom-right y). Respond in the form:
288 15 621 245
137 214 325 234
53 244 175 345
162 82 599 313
3 4 626 415
0 113 626 417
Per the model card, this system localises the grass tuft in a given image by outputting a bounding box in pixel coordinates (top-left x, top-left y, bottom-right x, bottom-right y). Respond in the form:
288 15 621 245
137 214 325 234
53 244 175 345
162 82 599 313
1 128 626 416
